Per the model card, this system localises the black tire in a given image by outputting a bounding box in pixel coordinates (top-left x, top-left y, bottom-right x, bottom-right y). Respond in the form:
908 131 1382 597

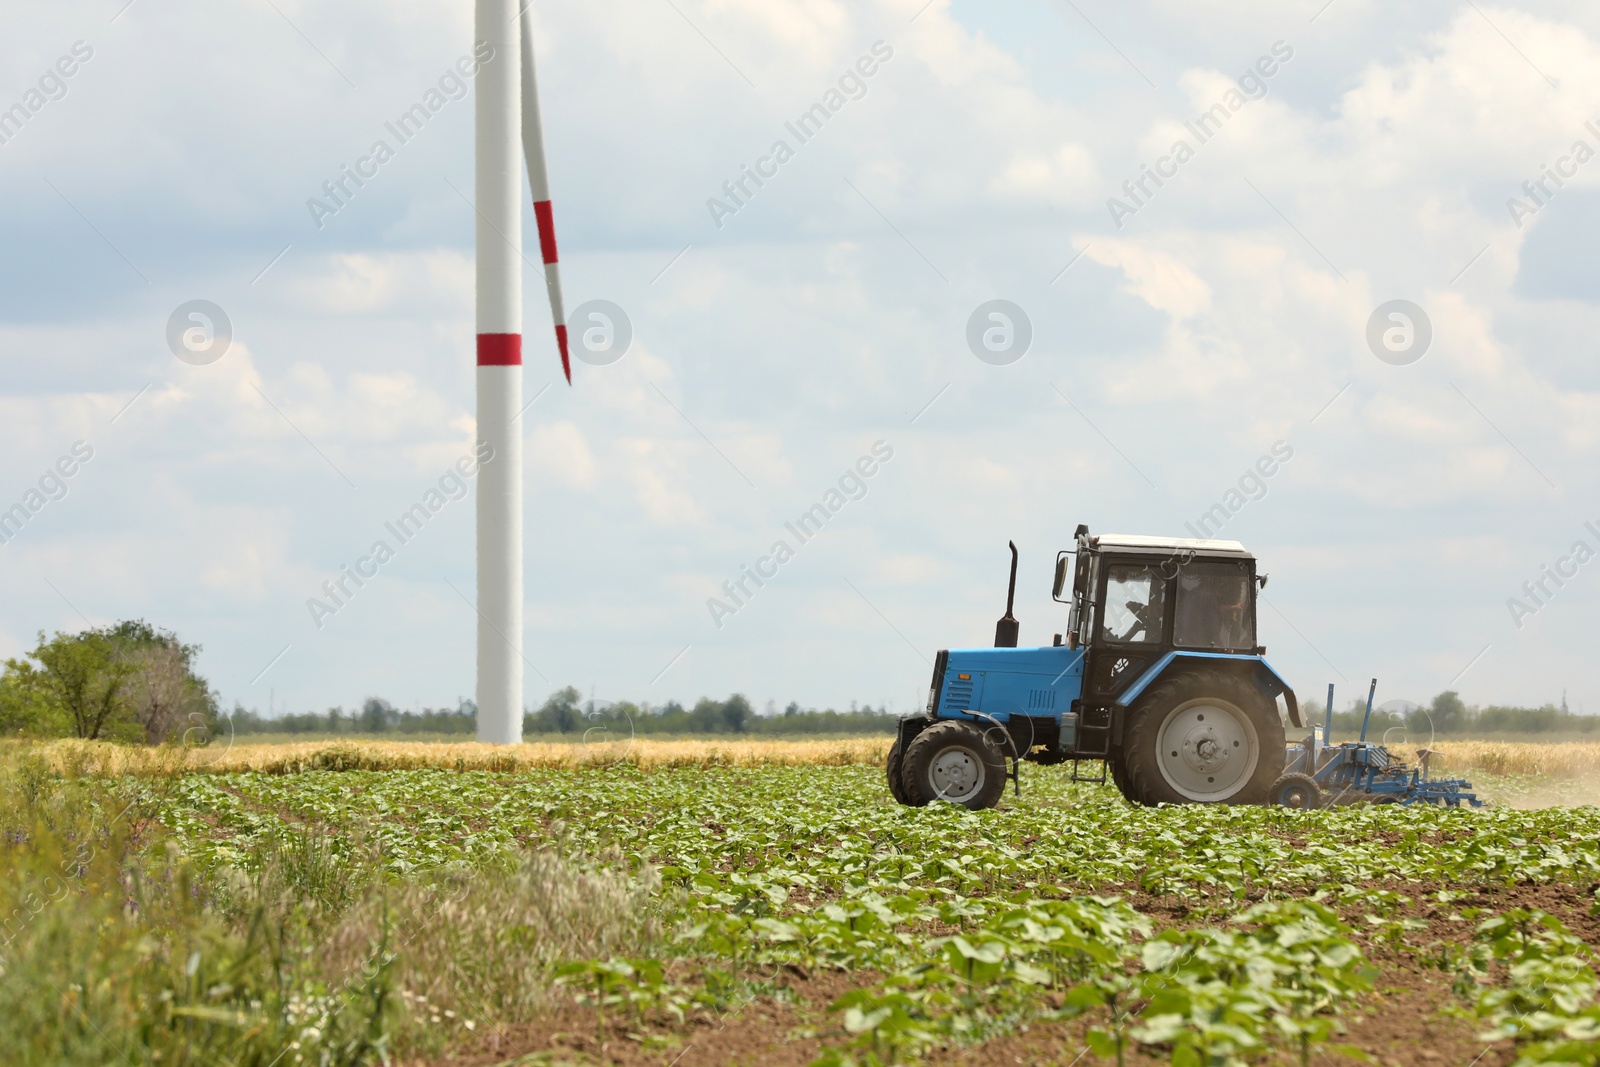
1117 669 1285 806
886 738 911 805
1109 752 1135 800
1269 772 1321 810
899 720 1007 811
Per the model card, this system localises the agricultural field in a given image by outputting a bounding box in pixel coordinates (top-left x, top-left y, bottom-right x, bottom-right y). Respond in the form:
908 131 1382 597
4 739 1600 1066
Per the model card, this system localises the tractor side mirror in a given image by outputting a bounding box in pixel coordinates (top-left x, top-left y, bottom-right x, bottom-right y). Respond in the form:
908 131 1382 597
1257 573 1269 590
1052 552 1072 602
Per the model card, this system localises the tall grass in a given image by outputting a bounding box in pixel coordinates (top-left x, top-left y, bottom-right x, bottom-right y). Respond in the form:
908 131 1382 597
329 851 662 1046
0 749 663 1064
0 754 387 1066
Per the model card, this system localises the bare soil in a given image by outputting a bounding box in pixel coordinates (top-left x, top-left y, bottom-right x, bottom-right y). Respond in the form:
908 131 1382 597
416 881 1599 1067
410 967 850 1067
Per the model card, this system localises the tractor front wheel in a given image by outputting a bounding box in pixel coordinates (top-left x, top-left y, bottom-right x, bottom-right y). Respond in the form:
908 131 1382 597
899 720 1007 810
886 738 912 805
1116 670 1285 806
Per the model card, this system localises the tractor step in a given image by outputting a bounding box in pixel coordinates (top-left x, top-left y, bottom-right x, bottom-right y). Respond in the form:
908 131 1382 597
1070 758 1107 785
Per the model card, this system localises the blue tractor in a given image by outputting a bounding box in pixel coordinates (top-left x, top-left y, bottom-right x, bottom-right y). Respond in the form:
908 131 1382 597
889 526 1305 809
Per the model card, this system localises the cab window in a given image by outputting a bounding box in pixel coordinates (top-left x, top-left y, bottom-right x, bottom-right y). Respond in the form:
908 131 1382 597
1173 561 1255 650
1097 563 1166 644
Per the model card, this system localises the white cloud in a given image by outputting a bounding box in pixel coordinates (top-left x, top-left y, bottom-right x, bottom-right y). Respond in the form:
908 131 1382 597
1082 238 1211 319
281 251 473 316
528 421 598 490
988 144 1100 203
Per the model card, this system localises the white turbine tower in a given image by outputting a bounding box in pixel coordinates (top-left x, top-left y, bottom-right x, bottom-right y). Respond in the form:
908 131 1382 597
475 0 568 745
475 0 522 745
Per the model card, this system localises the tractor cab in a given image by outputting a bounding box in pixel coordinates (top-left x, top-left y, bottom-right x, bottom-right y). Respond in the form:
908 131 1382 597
889 525 1302 811
1064 533 1258 655
1055 528 1282 763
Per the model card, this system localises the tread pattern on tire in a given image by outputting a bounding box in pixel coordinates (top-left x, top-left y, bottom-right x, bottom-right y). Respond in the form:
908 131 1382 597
1108 753 1134 802
1117 668 1286 807
886 738 911 805
899 719 1007 811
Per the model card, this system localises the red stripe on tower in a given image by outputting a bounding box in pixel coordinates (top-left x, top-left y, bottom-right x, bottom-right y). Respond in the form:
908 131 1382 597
534 201 559 264
477 333 523 366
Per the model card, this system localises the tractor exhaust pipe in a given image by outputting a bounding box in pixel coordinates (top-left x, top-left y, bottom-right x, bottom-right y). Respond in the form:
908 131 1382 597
994 540 1020 648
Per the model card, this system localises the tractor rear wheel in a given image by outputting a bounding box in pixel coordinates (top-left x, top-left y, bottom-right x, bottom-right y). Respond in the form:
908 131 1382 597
1108 753 1134 800
899 720 1007 810
886 738 912 805
1116 670 1284 806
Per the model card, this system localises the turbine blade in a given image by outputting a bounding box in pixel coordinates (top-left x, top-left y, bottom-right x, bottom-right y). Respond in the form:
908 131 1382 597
519 8 570 384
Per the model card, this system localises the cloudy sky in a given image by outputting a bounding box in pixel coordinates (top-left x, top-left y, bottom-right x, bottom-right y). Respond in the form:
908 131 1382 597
2 0 1598 721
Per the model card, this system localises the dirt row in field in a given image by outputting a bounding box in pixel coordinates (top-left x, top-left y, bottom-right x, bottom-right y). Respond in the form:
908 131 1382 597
416 882 1597 1067
413 961 1501 1067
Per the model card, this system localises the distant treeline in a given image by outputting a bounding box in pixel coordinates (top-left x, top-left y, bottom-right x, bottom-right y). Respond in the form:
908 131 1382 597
230 687 1595 741
1299 690 1598 739
229 701 479 737
228 687 900 737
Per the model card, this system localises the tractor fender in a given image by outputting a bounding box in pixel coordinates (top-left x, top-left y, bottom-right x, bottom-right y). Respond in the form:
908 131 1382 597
1114 651 1302 728
896 714 935 749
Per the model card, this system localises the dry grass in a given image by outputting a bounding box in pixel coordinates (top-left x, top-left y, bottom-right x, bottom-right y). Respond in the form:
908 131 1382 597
318 851 662 1044
15 736 895 776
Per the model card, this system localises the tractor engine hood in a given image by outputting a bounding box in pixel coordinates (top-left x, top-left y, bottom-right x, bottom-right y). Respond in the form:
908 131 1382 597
928 645 1086 720
927 646 1301 729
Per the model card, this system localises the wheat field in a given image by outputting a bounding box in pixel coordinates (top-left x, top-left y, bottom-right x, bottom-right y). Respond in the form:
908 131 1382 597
20 736 897 775
16 736 1600 783
1393 740 1600 779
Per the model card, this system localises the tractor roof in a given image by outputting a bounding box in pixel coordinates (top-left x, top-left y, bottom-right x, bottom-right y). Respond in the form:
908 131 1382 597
1093 533 1253 559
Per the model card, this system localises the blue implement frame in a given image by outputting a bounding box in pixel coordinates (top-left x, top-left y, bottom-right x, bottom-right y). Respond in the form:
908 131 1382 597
1281 681 1483 808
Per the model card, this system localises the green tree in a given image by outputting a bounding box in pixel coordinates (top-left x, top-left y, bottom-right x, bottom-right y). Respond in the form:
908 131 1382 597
359 698 396 734
0 666 68 737
720 694 752 733
5 629 139 740
112 621 218 744
1429 690 1467 733
689 698 722 733
527 686 583 733
1 621 216 743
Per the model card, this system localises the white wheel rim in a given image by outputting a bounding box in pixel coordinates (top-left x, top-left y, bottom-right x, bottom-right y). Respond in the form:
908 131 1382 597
928 744 986 801
1154 697 1260 801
